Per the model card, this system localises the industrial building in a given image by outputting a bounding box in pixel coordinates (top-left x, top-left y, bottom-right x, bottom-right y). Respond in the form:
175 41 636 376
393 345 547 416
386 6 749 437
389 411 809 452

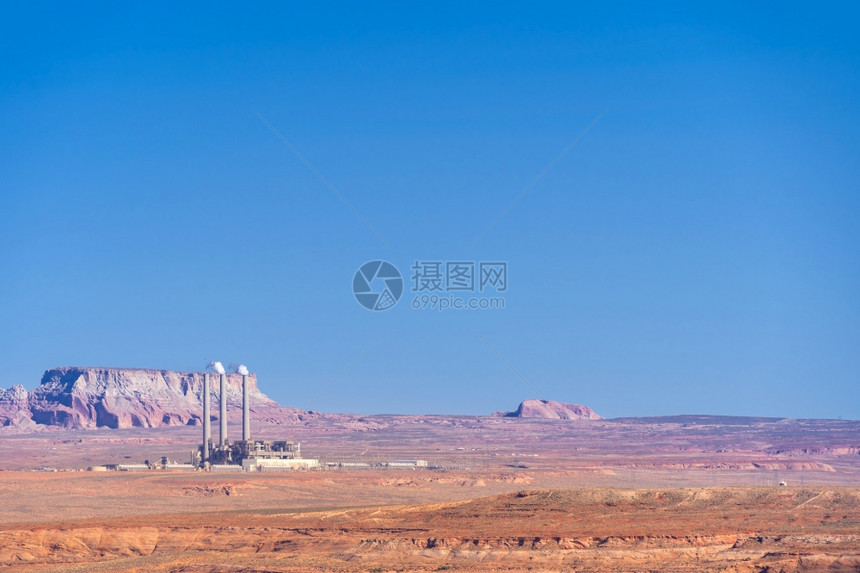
198 370 319 471
86 367 437 473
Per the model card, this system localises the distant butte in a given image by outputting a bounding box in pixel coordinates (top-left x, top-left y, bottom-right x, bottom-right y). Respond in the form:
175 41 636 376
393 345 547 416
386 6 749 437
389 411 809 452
2 368 608 430
494 399 602 420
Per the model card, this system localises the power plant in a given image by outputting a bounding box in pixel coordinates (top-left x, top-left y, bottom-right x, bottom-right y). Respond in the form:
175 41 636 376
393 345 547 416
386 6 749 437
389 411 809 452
86 363 428 473
197 364 318 472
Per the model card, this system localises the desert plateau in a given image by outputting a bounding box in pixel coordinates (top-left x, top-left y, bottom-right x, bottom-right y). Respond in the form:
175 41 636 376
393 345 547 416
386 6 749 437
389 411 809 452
0 368 858 572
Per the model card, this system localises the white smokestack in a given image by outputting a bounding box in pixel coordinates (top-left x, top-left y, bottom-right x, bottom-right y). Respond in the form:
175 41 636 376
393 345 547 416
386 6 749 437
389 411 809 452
207 361 226 375
242 371 250 442
232 364 251 442
202 373 211 463
219 371 227 446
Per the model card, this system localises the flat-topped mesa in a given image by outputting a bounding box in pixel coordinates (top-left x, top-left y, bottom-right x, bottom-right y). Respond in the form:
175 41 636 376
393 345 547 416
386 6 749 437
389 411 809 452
25 367 296 430
494 399 602 420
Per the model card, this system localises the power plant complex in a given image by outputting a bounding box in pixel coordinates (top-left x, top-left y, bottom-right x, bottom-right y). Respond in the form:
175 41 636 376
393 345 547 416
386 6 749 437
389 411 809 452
197 369 319 472
88 364 428 473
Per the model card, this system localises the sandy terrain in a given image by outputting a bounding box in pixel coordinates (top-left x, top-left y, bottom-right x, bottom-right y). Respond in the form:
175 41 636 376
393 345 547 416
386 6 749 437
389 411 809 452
2 415 859 481
1 415 858 571
0 472 857 572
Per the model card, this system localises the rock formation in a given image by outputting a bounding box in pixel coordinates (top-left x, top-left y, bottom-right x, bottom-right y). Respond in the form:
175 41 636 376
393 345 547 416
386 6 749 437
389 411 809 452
0 385 34 427
3 367 301 430
495 399 602 420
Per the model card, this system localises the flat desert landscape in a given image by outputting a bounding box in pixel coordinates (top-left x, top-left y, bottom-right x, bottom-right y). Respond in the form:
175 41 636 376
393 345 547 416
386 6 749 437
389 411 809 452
1 411 859 572
1 472 859 572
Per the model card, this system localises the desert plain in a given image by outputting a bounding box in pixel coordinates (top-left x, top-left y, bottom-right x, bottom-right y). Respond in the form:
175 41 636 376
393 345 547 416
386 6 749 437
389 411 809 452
1 410 859 572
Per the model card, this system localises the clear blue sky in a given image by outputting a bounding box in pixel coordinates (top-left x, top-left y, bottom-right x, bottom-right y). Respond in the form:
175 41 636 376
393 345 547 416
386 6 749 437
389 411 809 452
2 2 858 418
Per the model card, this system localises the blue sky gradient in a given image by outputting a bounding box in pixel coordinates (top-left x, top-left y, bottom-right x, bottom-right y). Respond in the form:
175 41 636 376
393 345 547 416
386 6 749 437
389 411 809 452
1 2 858 418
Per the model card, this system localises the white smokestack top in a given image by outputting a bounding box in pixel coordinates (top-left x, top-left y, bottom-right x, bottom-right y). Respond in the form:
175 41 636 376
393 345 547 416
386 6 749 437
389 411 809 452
207 361 226 375
235 364 249 376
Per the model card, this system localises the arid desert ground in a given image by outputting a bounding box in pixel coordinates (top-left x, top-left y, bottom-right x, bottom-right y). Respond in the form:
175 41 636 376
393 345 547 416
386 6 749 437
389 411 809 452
1 415 859 572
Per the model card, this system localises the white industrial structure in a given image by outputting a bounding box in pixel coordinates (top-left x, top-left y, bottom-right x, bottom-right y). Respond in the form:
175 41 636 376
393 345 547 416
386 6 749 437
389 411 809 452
199 365 318 471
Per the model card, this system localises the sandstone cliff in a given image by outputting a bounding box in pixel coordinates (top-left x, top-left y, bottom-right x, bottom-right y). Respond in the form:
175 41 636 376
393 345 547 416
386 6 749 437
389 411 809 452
0 385 34 428
2 367 301 430
495 399 602 420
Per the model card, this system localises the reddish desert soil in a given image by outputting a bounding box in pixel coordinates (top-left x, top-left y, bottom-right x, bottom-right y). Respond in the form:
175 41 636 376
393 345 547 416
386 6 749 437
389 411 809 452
1 415 858 571
0 473 859 572
2 416 859 481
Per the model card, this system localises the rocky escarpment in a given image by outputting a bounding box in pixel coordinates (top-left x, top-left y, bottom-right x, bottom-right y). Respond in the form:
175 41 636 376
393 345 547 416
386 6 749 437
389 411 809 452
495 399 602 420
1 367 301 430
1 487 857 572
0 385 34 428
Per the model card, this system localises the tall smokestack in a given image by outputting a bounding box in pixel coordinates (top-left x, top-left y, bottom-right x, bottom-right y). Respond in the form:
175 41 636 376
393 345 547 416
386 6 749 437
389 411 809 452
219 372 227 446
202 373 211 461
242 374 250 442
